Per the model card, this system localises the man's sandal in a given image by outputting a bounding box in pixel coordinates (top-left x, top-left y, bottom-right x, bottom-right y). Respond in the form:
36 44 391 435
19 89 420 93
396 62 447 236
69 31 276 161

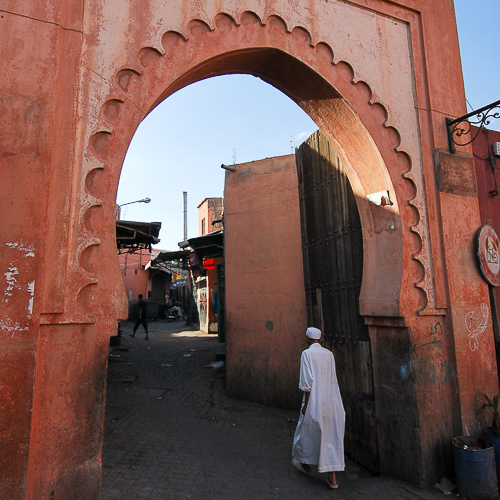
325 476 339 489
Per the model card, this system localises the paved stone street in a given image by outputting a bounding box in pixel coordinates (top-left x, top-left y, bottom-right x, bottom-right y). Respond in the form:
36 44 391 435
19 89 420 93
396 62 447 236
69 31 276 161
102 320 448 500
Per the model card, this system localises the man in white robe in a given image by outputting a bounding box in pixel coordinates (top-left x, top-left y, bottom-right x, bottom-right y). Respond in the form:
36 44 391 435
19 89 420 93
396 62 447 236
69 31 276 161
292 327 345 489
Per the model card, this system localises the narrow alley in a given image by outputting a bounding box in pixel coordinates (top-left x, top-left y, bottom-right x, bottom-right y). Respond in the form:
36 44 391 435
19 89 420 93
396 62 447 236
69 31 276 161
101 320 447 500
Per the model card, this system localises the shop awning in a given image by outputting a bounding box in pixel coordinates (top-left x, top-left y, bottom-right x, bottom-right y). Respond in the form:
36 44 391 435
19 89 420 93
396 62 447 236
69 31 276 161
187 230 223 260
116 220 161 254
154 249 191 262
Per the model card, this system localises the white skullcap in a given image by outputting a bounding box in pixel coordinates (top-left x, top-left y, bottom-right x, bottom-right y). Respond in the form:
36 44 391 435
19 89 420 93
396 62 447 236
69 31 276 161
306 327 321 339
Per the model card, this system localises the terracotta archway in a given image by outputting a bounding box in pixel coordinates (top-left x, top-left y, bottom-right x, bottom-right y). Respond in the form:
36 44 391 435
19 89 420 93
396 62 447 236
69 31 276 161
2 2 497 499
88 14 417 320
42 10 429 490
45 9 441 330
93 19 416 478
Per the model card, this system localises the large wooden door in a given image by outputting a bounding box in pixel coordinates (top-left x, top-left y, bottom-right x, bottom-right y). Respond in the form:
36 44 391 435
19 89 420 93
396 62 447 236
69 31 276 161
296 130 378 473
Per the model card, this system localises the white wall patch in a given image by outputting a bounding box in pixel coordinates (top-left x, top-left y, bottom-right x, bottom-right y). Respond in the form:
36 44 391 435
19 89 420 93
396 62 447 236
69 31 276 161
27 281 35 314
4 267 19 296
6 241 35 257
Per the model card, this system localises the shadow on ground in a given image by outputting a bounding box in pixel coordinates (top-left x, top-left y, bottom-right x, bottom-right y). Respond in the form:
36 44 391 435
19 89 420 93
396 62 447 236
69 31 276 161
101 320 447 500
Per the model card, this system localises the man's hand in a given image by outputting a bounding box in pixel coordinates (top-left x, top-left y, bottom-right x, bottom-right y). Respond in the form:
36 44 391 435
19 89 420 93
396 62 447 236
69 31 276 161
301 391 310 415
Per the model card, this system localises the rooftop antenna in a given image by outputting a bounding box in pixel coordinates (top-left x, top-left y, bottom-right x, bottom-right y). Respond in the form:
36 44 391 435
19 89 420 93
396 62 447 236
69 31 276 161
290 135 295 153
183 191 187 242
232 149 236 165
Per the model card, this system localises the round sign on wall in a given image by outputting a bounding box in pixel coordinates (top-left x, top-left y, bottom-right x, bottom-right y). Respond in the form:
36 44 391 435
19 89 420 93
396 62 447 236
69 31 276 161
476 224 500 287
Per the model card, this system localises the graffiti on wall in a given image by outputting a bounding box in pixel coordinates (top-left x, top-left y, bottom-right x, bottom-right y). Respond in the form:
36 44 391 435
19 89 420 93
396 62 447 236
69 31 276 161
465 302 490 351
408 321 450 386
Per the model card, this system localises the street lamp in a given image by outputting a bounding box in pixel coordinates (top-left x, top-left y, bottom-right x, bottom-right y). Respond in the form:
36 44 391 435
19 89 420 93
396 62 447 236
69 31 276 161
116 197 151 219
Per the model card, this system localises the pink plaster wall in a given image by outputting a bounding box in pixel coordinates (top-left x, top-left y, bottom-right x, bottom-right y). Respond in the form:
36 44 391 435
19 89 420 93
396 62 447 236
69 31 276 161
0 0 497 496
118 250 152 300
0 3 86 497
473 126 500 335
224 155 307 408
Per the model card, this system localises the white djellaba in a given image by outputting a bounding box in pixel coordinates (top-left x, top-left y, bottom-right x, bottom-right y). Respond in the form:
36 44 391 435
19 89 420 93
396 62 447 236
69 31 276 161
292 327 345 473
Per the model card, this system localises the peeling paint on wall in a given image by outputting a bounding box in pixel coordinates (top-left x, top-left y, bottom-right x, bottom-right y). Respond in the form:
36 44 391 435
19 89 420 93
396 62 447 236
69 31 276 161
6 241 36 257
27 281 35 315
1 242 36 339
4 267 19 297
0 318 30 338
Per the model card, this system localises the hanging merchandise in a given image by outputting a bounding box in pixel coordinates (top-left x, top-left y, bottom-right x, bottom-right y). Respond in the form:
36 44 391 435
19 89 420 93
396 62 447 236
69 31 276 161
171 269 188 288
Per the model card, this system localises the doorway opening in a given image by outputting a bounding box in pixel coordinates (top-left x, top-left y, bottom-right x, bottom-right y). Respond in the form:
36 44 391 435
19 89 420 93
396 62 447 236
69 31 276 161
104 69 380 497
90 18 407 494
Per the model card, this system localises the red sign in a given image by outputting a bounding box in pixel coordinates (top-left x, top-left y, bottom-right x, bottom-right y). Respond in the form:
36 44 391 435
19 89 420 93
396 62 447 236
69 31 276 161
203 258 215 270
476 225 500 287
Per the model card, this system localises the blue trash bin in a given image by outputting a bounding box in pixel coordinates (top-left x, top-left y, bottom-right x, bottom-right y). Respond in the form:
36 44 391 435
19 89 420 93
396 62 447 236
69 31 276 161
485 430 500 487
453 436 498 500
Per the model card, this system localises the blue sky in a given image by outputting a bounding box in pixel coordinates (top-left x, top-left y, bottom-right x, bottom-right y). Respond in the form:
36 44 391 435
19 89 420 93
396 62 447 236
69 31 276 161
117 0 499 251
454 0 499 112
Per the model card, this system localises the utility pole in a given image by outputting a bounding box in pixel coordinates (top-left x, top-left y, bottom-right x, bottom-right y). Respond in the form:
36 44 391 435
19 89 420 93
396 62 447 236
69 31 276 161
182 191 193 326
183 191 187 241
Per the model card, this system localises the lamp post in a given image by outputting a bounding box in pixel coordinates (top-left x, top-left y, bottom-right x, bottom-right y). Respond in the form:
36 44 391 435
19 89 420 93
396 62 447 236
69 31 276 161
116 197 151 219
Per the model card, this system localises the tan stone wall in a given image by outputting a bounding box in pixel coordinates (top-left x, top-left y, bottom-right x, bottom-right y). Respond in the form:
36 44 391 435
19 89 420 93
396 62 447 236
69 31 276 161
225 155 307 408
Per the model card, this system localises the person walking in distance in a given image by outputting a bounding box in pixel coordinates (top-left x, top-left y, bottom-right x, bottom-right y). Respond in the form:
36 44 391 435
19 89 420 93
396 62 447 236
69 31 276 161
292 327 345 489
130 294 149 340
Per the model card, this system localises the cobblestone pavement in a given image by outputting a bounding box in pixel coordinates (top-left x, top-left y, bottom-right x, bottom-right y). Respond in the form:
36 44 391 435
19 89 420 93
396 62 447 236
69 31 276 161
102 320 448 500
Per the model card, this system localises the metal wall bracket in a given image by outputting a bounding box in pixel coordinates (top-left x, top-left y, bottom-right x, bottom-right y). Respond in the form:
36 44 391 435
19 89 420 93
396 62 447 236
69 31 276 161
446 99 500 153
